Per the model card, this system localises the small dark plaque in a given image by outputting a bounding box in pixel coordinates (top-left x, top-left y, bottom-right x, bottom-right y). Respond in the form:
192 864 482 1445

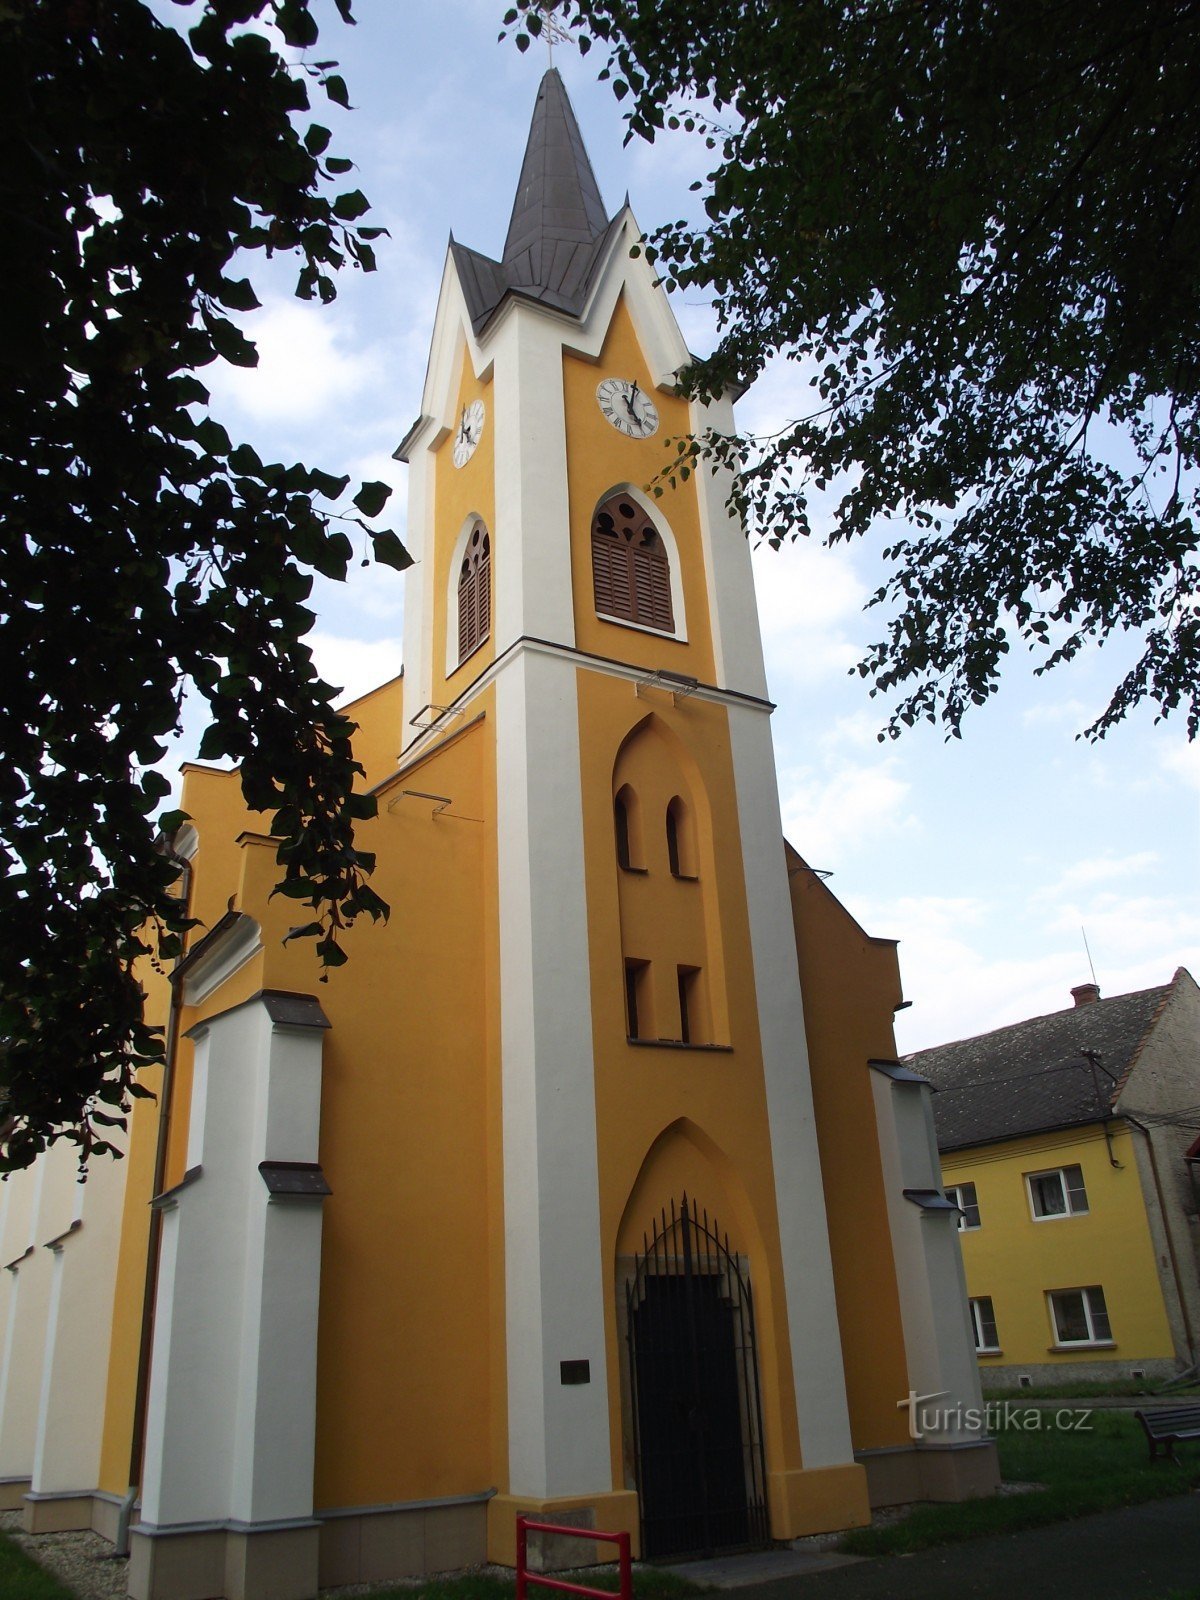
560 1359 590 1386
259 1161 332 1198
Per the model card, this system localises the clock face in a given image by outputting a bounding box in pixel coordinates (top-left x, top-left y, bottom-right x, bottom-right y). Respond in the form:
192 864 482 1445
453 399 485 467
597 377 659 439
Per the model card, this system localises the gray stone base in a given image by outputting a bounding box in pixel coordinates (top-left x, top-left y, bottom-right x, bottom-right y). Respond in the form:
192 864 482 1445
978 1357 1180 1392
0 1477 31 1512
317 1495 488 1590
856 1440 1001 1508
23 1489 97 1534
128 1520 319 1600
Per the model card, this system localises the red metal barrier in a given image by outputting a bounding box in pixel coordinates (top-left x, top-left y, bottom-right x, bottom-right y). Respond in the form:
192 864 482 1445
515 1516 633 1600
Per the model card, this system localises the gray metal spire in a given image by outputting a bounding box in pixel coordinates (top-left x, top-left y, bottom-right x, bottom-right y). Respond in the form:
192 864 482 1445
503 69 609 286
449 69 622 335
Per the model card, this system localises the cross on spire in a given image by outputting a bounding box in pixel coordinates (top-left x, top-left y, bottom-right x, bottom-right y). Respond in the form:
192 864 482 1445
533 3 573 68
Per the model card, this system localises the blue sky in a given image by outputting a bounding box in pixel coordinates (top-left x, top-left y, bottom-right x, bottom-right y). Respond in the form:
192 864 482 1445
187 0 1199 1051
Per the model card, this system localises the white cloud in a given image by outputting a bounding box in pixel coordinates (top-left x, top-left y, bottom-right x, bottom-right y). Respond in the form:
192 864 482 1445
206 297 381 425
1033 851 1161 898
310 633 404 705
779 753 913 868
1160 738 1200 792
1020 696 1089 727
754 539 867 686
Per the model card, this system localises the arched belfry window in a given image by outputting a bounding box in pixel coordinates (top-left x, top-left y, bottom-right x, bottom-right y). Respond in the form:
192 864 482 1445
592 495 674 633
457 521 491 664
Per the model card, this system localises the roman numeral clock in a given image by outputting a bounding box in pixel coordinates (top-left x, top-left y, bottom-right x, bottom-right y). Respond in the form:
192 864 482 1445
597 376 659 438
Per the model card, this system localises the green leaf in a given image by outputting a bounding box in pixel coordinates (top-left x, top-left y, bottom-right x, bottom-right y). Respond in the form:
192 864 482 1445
371 529 412 571
217 277 261 313
352 479 391 517
332 188 370 221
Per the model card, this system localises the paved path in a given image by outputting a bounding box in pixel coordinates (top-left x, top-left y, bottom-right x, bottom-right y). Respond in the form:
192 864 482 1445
666 1494 1200 1599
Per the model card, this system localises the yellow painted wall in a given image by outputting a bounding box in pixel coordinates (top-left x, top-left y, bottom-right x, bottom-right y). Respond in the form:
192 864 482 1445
564 295 716 683
341 674 404 792
430 347 496 710
309 706 499 1508
943 1125 1176 1367
575 674 805 1498
787 852 913 1451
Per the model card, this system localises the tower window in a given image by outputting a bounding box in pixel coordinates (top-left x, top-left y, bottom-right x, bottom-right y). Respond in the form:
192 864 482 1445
613 783 645 870
615 793 631 869
457 522 491 664
676 966 706 1045
591 495 674 632
625 959 652 1040
665 796 696 878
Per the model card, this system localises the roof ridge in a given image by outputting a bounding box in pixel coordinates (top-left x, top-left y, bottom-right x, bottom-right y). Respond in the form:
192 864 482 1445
906 979 1173 1062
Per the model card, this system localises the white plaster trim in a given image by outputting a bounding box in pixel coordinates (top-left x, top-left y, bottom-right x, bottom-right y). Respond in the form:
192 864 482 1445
725 703 856 1469
392 634 773 772
180 917 262 1007
688 391 769 700
496 648 611 1499
870 1072 985 1440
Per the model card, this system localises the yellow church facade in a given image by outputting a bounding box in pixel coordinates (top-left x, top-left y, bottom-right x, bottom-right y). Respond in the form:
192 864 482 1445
0 71 997 1600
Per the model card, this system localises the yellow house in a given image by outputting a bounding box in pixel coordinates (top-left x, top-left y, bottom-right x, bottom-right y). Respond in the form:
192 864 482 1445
0 70 999 1600
913 970 1200 1388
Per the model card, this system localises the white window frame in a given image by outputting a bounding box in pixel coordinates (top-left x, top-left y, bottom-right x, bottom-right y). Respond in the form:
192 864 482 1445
1026 1163 1089 1221
1047 1285 1113 1347
945 1181 981 1231
968 1295 1000 1353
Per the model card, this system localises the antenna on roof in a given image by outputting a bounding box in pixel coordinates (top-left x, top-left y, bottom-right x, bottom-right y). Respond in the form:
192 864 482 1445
1081 925 1099 988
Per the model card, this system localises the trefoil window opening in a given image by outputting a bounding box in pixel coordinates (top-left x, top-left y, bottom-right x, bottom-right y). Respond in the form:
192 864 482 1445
457 522 491 664
591 495 674 632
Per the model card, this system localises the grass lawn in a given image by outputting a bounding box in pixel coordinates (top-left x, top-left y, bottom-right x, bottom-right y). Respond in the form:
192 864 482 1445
841 1407 1200 1557
0 1530 77 1600
982 1378 1200 1401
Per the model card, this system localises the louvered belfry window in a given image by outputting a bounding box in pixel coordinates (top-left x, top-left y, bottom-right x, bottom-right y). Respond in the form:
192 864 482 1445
592 496 674 632
457 522 491 663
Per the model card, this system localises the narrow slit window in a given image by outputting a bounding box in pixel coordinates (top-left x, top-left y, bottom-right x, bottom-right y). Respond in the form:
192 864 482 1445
625 960 651 1040
665 796 694 877
615 793 631 869
677 966 703 1045
666 803 680 876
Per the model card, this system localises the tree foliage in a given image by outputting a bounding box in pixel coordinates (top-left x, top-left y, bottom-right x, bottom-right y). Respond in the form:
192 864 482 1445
0 0 409 1172
508 0 1200 740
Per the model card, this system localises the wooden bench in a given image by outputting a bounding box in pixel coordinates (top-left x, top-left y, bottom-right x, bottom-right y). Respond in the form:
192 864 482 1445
1135 1403 1200 1464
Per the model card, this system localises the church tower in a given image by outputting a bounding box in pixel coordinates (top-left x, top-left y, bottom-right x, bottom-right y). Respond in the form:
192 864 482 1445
397 68 875 1552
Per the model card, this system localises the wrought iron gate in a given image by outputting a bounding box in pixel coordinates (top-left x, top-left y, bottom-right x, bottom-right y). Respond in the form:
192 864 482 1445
626 1195 769 1559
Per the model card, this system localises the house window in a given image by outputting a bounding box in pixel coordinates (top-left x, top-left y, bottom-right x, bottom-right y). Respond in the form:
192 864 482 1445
1048 1286 1112 1346
1028 1164 1089 1220
591 495 674 632
946 1181 981 1231
968 1296 1000 1352
677 966 704 1045
457 522 491 663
